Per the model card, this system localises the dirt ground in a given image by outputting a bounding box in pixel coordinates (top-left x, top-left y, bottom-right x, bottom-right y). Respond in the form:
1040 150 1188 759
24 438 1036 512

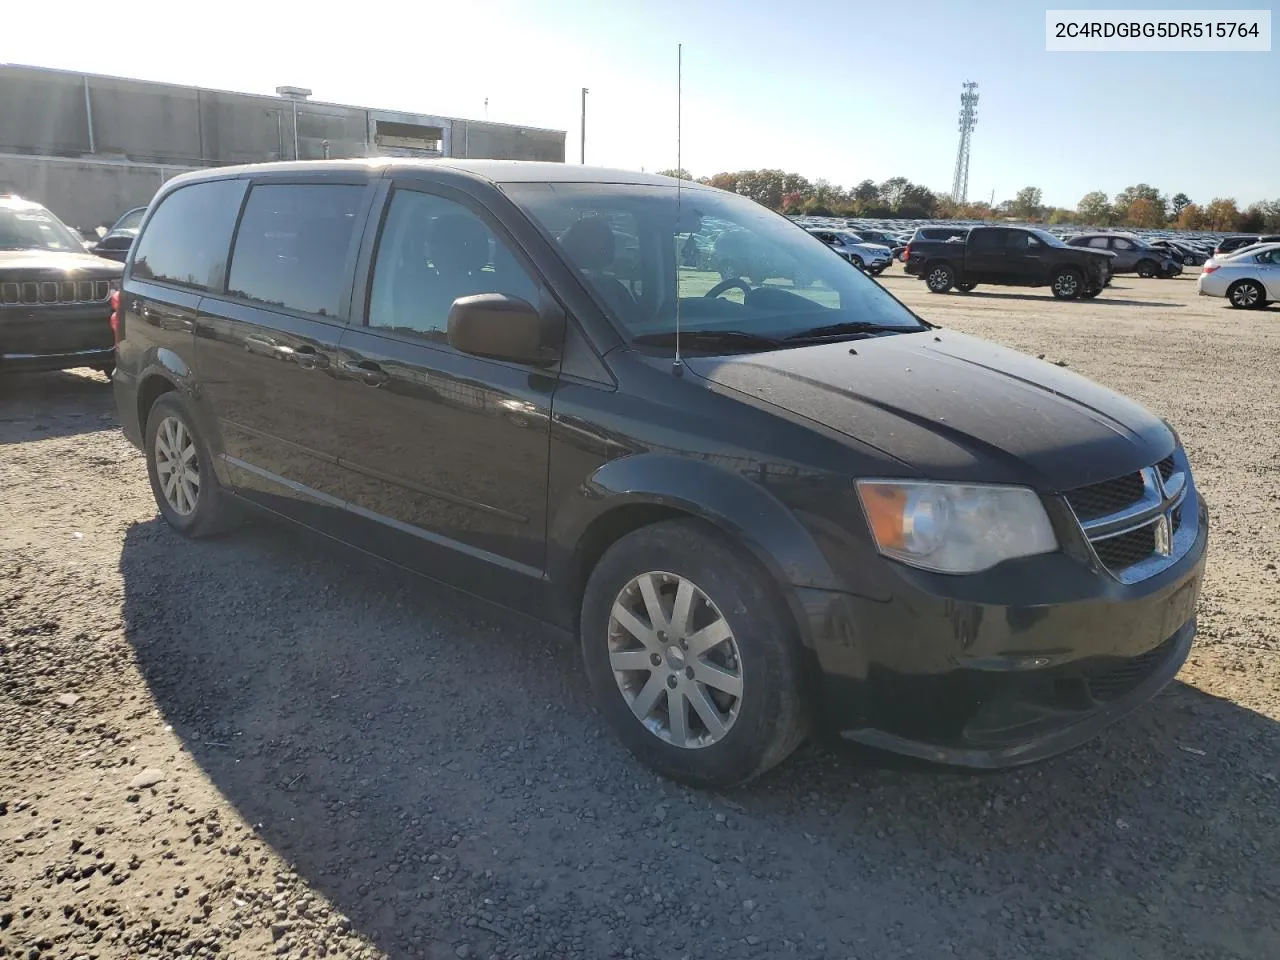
2 269 1277 960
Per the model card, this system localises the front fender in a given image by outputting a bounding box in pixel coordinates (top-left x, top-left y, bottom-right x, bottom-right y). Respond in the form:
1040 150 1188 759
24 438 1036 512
548 453 846 642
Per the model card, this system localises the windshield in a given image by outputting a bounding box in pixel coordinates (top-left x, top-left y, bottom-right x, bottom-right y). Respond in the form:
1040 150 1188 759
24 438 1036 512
0 203 86 252
1028 228 1068 248
506 183 924 346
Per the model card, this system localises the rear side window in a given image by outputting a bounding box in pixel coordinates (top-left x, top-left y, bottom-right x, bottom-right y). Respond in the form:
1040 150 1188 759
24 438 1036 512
969 229 1005 253
1087 237 1110 249
131 180 247 291
227 183 365 318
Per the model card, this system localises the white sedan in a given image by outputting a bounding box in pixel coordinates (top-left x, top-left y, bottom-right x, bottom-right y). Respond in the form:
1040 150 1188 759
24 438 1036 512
1198 242 1280 309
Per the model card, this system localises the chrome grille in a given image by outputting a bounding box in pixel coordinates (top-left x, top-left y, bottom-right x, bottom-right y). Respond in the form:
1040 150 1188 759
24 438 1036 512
1064 473 1144 520
0 277 111 304
1064 450 1196 584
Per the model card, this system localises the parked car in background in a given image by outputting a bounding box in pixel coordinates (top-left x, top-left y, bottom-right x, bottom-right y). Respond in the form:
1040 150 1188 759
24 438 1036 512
1198 242 1280 308
806 228 891 274
1213 235 1280 258
906 225 1113 298
1148 238 1206 267
113 160 1206 787
1065 233 1181 278
87 206 146 262
0 195 122 377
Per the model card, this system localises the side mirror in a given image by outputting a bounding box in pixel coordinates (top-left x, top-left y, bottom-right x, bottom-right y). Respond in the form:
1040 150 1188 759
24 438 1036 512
99 235 134 251
447 294 557 366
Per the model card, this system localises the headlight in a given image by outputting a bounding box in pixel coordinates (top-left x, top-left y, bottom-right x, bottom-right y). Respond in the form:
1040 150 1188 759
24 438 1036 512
856 480 1057 574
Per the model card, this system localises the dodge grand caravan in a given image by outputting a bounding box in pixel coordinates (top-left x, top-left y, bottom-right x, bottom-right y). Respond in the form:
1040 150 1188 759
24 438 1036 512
113 161 1208 787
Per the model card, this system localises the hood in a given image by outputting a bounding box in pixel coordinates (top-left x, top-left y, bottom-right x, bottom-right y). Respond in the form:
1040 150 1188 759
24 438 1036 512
852 243 892 254
686 330 1173 491
0 249 124 275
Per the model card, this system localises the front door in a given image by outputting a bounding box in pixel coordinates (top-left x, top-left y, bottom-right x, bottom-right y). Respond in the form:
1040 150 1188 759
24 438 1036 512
331 183 561 602
1004 229 1051 284
195 178 373 523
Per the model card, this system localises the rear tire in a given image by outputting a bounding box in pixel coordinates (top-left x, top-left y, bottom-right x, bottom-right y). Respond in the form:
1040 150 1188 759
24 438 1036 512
1136 259 1158 278
925 263 955 293
1051 268 1083 300
144 393 233 538
1228 279 1266 309
850 255 865 271
580 519 811 788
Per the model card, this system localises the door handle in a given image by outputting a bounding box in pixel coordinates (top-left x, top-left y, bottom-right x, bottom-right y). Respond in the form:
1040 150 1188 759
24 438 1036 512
292 345 331 370
339 358 390 386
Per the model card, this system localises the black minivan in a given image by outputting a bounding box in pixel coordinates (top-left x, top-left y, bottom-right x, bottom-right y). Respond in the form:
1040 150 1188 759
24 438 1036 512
113 161 1207 786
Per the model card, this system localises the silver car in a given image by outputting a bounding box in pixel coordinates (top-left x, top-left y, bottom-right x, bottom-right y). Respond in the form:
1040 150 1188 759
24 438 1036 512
806 229 892 275
1065 233 1181 278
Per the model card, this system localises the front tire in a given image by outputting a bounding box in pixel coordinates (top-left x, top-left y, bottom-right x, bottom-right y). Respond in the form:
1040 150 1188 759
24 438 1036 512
144 393 233 538
1051 267 1083 300
956 282 977 292
1228 279 1266 309
925 263 955 293
849 255 865 271
1080 286 1102 299
580 519 811 787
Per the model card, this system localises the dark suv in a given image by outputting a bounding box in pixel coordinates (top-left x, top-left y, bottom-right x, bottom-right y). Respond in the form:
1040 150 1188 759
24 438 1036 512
1 195 122 376
1065 233 1181 278
114 161 1207 787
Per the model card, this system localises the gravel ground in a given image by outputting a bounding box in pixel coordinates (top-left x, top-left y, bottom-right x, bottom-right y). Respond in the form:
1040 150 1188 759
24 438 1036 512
2 270 1278 960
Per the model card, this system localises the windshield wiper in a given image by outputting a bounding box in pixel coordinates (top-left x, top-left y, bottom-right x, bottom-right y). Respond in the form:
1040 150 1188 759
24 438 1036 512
783 321 924 341
632 329 784 351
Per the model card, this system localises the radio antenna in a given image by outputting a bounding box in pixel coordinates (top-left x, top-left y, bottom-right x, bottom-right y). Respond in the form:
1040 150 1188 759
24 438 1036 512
673 42 684 376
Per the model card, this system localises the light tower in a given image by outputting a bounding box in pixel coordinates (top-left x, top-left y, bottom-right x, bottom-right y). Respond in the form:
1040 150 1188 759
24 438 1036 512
951 82 979 204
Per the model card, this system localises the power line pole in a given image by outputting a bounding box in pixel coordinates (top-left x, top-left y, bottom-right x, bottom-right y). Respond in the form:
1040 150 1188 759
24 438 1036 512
580 87 589 164
951 81 979 204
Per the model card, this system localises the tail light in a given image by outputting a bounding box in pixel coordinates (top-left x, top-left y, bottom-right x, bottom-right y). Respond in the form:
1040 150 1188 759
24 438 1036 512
1202 264 1219 274
903 244 911 261
109 289 122 344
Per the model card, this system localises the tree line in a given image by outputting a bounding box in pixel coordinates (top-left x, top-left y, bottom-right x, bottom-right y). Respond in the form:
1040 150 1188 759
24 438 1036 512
656 168 1280 233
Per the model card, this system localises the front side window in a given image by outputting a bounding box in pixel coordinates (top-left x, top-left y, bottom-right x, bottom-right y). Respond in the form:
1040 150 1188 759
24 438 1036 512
1006 231 1042 252
132 180 248 291
1112 237 1135 250
227 183 364 318
508 182 923 346
367 189 539 342
0 202 85 253
1087 237 1110 249
114 209 146 232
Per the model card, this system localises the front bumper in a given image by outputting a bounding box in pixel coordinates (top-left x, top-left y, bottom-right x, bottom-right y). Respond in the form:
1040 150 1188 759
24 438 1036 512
800 493 1208 768
1 302 114 373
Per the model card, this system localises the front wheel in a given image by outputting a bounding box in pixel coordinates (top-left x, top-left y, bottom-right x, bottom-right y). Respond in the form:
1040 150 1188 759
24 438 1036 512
1051 268 1083 300
849 255 865 271
925 263 955 293
1135 259 1159 278
580 519 811 787
1080 286 1102 299
1228 280 1266 309
144 393 234 538
956 282 977 292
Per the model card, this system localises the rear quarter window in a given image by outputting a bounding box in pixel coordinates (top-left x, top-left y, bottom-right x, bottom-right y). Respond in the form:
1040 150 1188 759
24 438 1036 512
131 180 248 291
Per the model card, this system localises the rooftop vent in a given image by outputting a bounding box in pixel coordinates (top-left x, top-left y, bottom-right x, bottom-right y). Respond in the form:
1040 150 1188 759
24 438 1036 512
275 85 312 101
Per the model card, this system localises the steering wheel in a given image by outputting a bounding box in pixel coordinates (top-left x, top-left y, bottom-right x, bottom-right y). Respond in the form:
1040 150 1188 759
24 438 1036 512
705 277 752 299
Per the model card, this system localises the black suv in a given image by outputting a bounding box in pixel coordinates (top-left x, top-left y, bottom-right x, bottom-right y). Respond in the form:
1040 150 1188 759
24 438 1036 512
906 226 1113 298
1 195 122 376
113 161 1207 786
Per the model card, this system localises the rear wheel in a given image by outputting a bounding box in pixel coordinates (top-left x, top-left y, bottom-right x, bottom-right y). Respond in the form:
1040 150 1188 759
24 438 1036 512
1136 259 1159 278
580 519 811 787
1051 268 1083 300
1228 279 1266 309
144 393 234 538
849 255 865 271
925 263 955 293
956 282 977 292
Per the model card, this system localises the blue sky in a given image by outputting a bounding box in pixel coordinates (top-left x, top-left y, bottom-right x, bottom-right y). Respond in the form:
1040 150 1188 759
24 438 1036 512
6 0 1275 207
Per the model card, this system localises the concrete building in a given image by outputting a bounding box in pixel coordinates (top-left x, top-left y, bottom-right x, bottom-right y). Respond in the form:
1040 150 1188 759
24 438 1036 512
0 64 566 231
